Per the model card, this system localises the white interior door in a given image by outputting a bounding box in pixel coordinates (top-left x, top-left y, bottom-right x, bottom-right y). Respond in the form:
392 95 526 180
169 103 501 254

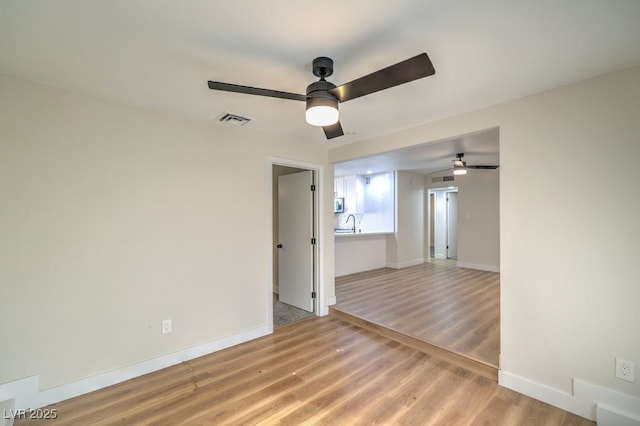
278 170 314 312
431 188 458 260
433 191 448 259
447 191 458 259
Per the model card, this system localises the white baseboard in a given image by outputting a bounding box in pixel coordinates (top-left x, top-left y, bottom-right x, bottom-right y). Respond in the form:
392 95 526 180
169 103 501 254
0 324 270 411
499 370 592 419
386 258 424 269
456 261 500 273
575 379 640 425
597 404 640 426
499 370 640 423
1 398 15 426
327 296 336 306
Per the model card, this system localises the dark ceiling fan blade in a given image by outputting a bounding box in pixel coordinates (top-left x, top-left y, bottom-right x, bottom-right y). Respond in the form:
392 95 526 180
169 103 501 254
207 81 306 102
331 53 435 103
432 167 454 174
466 165 499 169
323 121 344 139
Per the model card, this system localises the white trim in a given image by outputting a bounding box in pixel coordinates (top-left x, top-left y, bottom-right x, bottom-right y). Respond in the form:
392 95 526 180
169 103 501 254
575 379 640 425
499 371 640 423
456 261 500 273
597 404 640 426
266 161 275 332
1 325 269 411
386 258 425 269
498 370 591 419
0 398 14 426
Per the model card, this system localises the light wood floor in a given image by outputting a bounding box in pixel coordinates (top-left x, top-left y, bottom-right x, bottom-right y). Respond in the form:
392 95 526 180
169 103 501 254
334 260 500 368
17 316 592 425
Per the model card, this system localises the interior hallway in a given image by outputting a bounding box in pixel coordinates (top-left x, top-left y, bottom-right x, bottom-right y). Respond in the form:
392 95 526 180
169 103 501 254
333 259 500 368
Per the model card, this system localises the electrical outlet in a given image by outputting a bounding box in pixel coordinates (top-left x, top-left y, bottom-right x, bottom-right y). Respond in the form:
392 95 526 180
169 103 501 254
615 358 635 382
161 319 172 335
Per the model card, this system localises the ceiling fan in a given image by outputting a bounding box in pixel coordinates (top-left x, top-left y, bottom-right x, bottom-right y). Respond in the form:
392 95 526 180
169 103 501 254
452 153 499 175
207 53 435 139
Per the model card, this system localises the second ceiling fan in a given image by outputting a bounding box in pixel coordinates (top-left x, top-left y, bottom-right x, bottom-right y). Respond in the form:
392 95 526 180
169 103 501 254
208 53 435 139
452 153 499 175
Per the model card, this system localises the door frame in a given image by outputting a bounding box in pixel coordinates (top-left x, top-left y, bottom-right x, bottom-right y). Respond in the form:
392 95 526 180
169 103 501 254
268 158 324 332
446 191 458 259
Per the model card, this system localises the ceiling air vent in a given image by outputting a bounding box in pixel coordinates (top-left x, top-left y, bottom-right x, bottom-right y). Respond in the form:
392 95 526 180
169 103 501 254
218 112 252 126
432 175 455 183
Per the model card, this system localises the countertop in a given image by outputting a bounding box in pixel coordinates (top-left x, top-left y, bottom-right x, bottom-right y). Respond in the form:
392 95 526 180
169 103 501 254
334 231 393 237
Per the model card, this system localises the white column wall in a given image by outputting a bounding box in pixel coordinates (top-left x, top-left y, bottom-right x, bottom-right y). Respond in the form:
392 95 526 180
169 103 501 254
329 66 640 419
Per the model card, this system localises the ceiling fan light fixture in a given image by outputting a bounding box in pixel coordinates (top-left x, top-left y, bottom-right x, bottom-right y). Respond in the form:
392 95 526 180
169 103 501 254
453 160 467 175
305 93 339 127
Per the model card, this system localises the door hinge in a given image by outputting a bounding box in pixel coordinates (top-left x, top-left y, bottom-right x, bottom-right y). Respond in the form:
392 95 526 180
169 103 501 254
310 184 316 191
311 237 316 245
311 291 316 299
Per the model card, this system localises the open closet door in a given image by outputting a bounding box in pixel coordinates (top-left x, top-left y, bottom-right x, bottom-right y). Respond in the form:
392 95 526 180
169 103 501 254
277 170 314 312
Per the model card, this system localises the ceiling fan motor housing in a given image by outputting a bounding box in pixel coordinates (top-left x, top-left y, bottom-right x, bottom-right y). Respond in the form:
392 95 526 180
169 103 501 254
306 79 337 98
306 80 339 109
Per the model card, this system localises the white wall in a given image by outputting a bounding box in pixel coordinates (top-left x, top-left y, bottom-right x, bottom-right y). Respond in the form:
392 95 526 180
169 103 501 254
386 171 425 268
0 74 334 407
329 66 640 420
456 169 499 271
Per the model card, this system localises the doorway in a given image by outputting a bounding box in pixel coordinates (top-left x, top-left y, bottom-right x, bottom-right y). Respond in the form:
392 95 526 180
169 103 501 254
271 162 319 329
429 187 458 260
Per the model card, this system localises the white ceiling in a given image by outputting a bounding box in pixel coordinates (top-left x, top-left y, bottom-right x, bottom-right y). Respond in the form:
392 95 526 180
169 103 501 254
1 1 640 170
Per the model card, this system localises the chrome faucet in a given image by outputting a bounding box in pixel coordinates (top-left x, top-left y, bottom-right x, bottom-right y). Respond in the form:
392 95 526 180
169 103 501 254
346 214 356 233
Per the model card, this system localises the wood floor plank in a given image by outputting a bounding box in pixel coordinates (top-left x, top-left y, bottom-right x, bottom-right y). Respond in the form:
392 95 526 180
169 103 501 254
15 316 592 425
334 259 501 367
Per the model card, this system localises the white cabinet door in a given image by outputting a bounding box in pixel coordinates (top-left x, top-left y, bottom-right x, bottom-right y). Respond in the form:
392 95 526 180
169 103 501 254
343 175 357 213
334 176 344 198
